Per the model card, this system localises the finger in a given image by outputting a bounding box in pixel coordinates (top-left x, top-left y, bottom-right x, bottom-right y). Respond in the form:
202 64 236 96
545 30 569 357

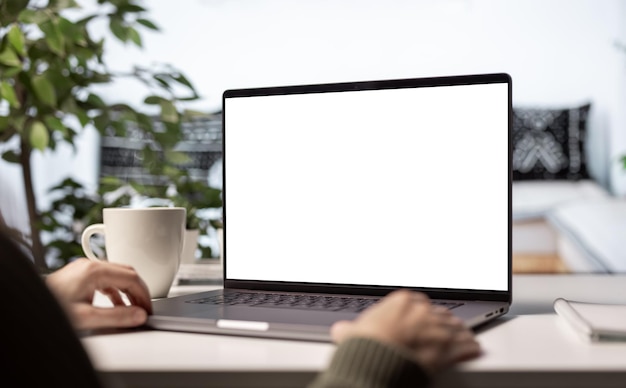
411 292 430 303
92 260 135 271
92 264 153 314
405 299 436 326
72 304 148 330
123 276 153 314
416 324 455 346
431 305 453 316
427 307 465 330
444 333 482 363
410 325 457 374
330 320 354 343
389 290 430 306
430 312 466 334
101 288 126 306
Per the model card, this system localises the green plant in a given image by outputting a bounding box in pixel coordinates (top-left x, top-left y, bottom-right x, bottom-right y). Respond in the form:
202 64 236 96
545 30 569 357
126 159 223 259
39 176 132 267
38 123 223 268
0 0 207 271
166 172 222 230
166 171 222 259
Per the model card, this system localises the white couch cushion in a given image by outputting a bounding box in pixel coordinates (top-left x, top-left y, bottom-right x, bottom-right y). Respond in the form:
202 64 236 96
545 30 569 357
513 219 558 253
513 180 609 222
548 199 626 273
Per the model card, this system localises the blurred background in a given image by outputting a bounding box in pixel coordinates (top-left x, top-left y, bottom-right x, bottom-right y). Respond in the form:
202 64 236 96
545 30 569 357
2 0 625 273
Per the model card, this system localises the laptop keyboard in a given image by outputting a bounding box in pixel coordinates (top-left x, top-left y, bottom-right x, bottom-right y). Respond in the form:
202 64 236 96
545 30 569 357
186 292 464 313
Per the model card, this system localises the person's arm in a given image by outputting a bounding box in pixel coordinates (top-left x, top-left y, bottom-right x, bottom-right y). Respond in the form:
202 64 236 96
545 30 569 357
0 231 105 387
45 258 153 330
310 336 430 388
309 290 481 388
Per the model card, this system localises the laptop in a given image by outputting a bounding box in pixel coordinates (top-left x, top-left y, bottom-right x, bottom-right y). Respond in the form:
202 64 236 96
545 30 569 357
147 73 513 342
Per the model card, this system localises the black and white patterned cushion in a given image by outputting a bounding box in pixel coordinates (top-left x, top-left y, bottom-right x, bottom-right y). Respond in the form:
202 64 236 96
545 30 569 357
512 104 591 181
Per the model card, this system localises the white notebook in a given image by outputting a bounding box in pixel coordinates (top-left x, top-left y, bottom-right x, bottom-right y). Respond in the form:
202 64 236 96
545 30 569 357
554 298 626 342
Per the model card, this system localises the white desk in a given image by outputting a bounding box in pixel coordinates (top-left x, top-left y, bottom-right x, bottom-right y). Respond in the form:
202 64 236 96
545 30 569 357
82 275 626 388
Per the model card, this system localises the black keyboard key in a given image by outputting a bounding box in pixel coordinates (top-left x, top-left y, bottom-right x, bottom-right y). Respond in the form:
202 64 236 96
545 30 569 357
186 292 463 312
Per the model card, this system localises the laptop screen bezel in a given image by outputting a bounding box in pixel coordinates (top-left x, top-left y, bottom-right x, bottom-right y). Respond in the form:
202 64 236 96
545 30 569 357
222 73 512 303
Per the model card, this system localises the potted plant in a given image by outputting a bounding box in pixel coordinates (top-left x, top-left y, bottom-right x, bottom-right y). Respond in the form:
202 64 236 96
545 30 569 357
0 0 202 271
40 163 223 269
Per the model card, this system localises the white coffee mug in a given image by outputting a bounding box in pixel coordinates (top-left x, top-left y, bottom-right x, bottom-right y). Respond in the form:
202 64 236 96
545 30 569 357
81 207 186 298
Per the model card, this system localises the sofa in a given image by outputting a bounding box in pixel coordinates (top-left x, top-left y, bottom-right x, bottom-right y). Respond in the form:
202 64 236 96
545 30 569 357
511 103 621 273
513 180 610 271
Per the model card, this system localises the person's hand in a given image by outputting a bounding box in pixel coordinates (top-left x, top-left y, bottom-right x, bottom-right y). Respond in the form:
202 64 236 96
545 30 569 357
330 290 481 375
45 258 153 331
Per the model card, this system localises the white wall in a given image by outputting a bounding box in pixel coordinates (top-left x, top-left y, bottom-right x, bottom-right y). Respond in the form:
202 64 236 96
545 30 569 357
92 0 626 193
2 0 626 228
100 0 626 108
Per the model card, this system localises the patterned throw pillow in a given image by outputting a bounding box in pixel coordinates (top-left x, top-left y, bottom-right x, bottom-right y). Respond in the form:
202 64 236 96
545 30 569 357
512 104 591 181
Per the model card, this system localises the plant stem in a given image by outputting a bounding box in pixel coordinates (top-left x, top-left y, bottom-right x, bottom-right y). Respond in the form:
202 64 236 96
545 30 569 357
20 137 47 271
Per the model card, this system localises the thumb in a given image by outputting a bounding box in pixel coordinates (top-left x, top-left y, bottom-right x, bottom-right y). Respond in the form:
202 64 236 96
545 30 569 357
330 320 353 343
72 304 148 330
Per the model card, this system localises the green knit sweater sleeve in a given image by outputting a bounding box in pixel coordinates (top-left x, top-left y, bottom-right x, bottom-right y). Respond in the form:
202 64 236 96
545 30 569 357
308 337 431 388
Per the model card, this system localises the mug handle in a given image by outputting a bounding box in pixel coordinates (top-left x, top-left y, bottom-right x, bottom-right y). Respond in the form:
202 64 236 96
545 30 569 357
81 224 106 261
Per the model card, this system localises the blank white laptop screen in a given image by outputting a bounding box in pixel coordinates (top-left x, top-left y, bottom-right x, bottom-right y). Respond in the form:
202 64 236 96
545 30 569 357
224 80 509 291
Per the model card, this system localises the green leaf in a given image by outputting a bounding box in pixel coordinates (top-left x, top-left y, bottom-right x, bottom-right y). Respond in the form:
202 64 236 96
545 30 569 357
8 25 26 55
176 95 199 102
6 0 29 16
154 129 180 148
17 9 35 23
0 47 21 67
172 73 195 91
183 109 210 118
137 18 159 31
29 121 49 151
88 71 111 84
12 116 26 133
92 114 109 133
87 93 106 108
58 17 87 46
1 150 21 164
40 20 65 56
144 95 162 105
118 107 137 122
117 4 147 13
100 175 124 187
124 180 143 193
1 81 21 108
61 97 78 114
45 69 71 97
2 66 22 78
165 150 191 164
75 14 97 27
44 116 67 136
109 18 128 42
163 164 181 178
136 113 153 129
127 27 142 47
32 75 57 107
18 9 47 24
50 0 79 11
111 120 125 136
0 116 10 131
74 47 94 64
76 109 89 126
153 74 171 89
